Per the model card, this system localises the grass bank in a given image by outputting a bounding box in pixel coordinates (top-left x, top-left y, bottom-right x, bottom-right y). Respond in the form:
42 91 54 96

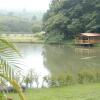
7 83 100 100
0 32 45 43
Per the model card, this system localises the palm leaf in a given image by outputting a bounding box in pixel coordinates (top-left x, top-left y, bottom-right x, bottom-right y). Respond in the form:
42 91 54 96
0 38 25 100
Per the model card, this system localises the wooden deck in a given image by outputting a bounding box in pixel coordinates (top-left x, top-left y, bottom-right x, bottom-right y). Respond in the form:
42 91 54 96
75 43 94 47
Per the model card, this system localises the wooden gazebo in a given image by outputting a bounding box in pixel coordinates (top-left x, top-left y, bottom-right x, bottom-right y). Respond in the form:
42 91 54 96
75 33 100 45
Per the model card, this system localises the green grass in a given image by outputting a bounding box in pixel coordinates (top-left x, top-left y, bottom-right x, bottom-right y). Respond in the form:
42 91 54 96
0 32 45 43
7 83 100 100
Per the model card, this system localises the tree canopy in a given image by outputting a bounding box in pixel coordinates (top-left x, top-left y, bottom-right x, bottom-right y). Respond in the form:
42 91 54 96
43 0 100 43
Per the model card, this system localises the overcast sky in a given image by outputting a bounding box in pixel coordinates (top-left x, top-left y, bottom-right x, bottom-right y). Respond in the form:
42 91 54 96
0 0 51 11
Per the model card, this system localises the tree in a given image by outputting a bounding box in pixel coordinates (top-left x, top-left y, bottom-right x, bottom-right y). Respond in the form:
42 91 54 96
0 16 32 33
43 0 100 43
24 76 30 88
32 25 42 33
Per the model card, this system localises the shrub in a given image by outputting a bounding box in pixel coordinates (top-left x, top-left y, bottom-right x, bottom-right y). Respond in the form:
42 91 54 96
48 76 59 87
95 71 100 82
57 74 66 87
65 74 73 85
78 70 95 84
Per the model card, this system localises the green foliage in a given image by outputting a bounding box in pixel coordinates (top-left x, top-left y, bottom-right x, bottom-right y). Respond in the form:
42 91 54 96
48 76 59 87
45 31 64 43
48 69 100 87
43 0 100 43
49 73 74 87
0 10 44 33
0 39 25 100
0 16 32 32
95 71 100 82
0 92 6 100
32 25 42 33
57 74 66 86
78 70 95 84
65 74 73 85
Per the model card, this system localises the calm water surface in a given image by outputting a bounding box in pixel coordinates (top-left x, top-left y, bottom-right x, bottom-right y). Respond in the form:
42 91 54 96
16 43 100 79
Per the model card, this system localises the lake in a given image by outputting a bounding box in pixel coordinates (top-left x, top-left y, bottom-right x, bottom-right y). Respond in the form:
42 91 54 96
15 43 100 86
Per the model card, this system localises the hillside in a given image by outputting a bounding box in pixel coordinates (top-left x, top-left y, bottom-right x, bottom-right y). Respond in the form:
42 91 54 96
0 16 32 32
0 10 44 33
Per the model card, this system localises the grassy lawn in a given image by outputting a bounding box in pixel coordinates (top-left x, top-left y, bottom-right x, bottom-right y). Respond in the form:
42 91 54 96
7 83 100 100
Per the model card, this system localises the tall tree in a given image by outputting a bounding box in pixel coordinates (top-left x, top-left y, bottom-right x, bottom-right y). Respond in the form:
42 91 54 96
43 0 100 43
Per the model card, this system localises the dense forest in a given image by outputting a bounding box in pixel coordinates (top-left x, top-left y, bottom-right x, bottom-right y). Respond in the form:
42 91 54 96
43 0 100 43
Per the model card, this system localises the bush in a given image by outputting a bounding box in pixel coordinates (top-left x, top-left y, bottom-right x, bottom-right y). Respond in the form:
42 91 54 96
65 74 73 85
95 71 100 82
45 31 64 44
78 70 95 84
32 25 42 33
48 76 59 87
48 69 100 88
49 73 73 87
57 74 66 87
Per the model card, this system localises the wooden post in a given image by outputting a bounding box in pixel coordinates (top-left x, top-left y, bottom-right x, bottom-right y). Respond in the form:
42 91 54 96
88 36 90 44
75 37 78 44
81 36 83 44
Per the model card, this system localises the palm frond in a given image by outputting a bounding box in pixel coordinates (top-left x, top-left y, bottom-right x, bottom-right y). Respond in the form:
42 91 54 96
0 39 25 100
0 39 20 55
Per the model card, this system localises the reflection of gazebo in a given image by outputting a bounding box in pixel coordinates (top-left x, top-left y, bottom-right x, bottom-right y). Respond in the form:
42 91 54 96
75 33 100 45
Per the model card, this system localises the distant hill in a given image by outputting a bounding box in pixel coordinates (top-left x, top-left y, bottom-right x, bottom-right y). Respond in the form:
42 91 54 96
0 10 44 33
0 16 32 33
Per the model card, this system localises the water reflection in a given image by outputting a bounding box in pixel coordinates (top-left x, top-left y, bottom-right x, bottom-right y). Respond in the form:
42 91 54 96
75 47 100 58
43 45 100 77
15 43 100 86
16 43 50 87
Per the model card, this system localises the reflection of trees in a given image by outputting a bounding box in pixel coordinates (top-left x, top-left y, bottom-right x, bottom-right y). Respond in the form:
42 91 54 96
43 45 100 77
75 47 100 57
43 45 78 76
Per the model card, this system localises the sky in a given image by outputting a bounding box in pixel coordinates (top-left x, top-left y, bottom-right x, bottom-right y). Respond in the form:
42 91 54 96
0 0 51 11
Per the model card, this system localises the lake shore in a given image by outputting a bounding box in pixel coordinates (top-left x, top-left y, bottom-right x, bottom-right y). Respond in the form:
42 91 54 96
0 33 100 46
